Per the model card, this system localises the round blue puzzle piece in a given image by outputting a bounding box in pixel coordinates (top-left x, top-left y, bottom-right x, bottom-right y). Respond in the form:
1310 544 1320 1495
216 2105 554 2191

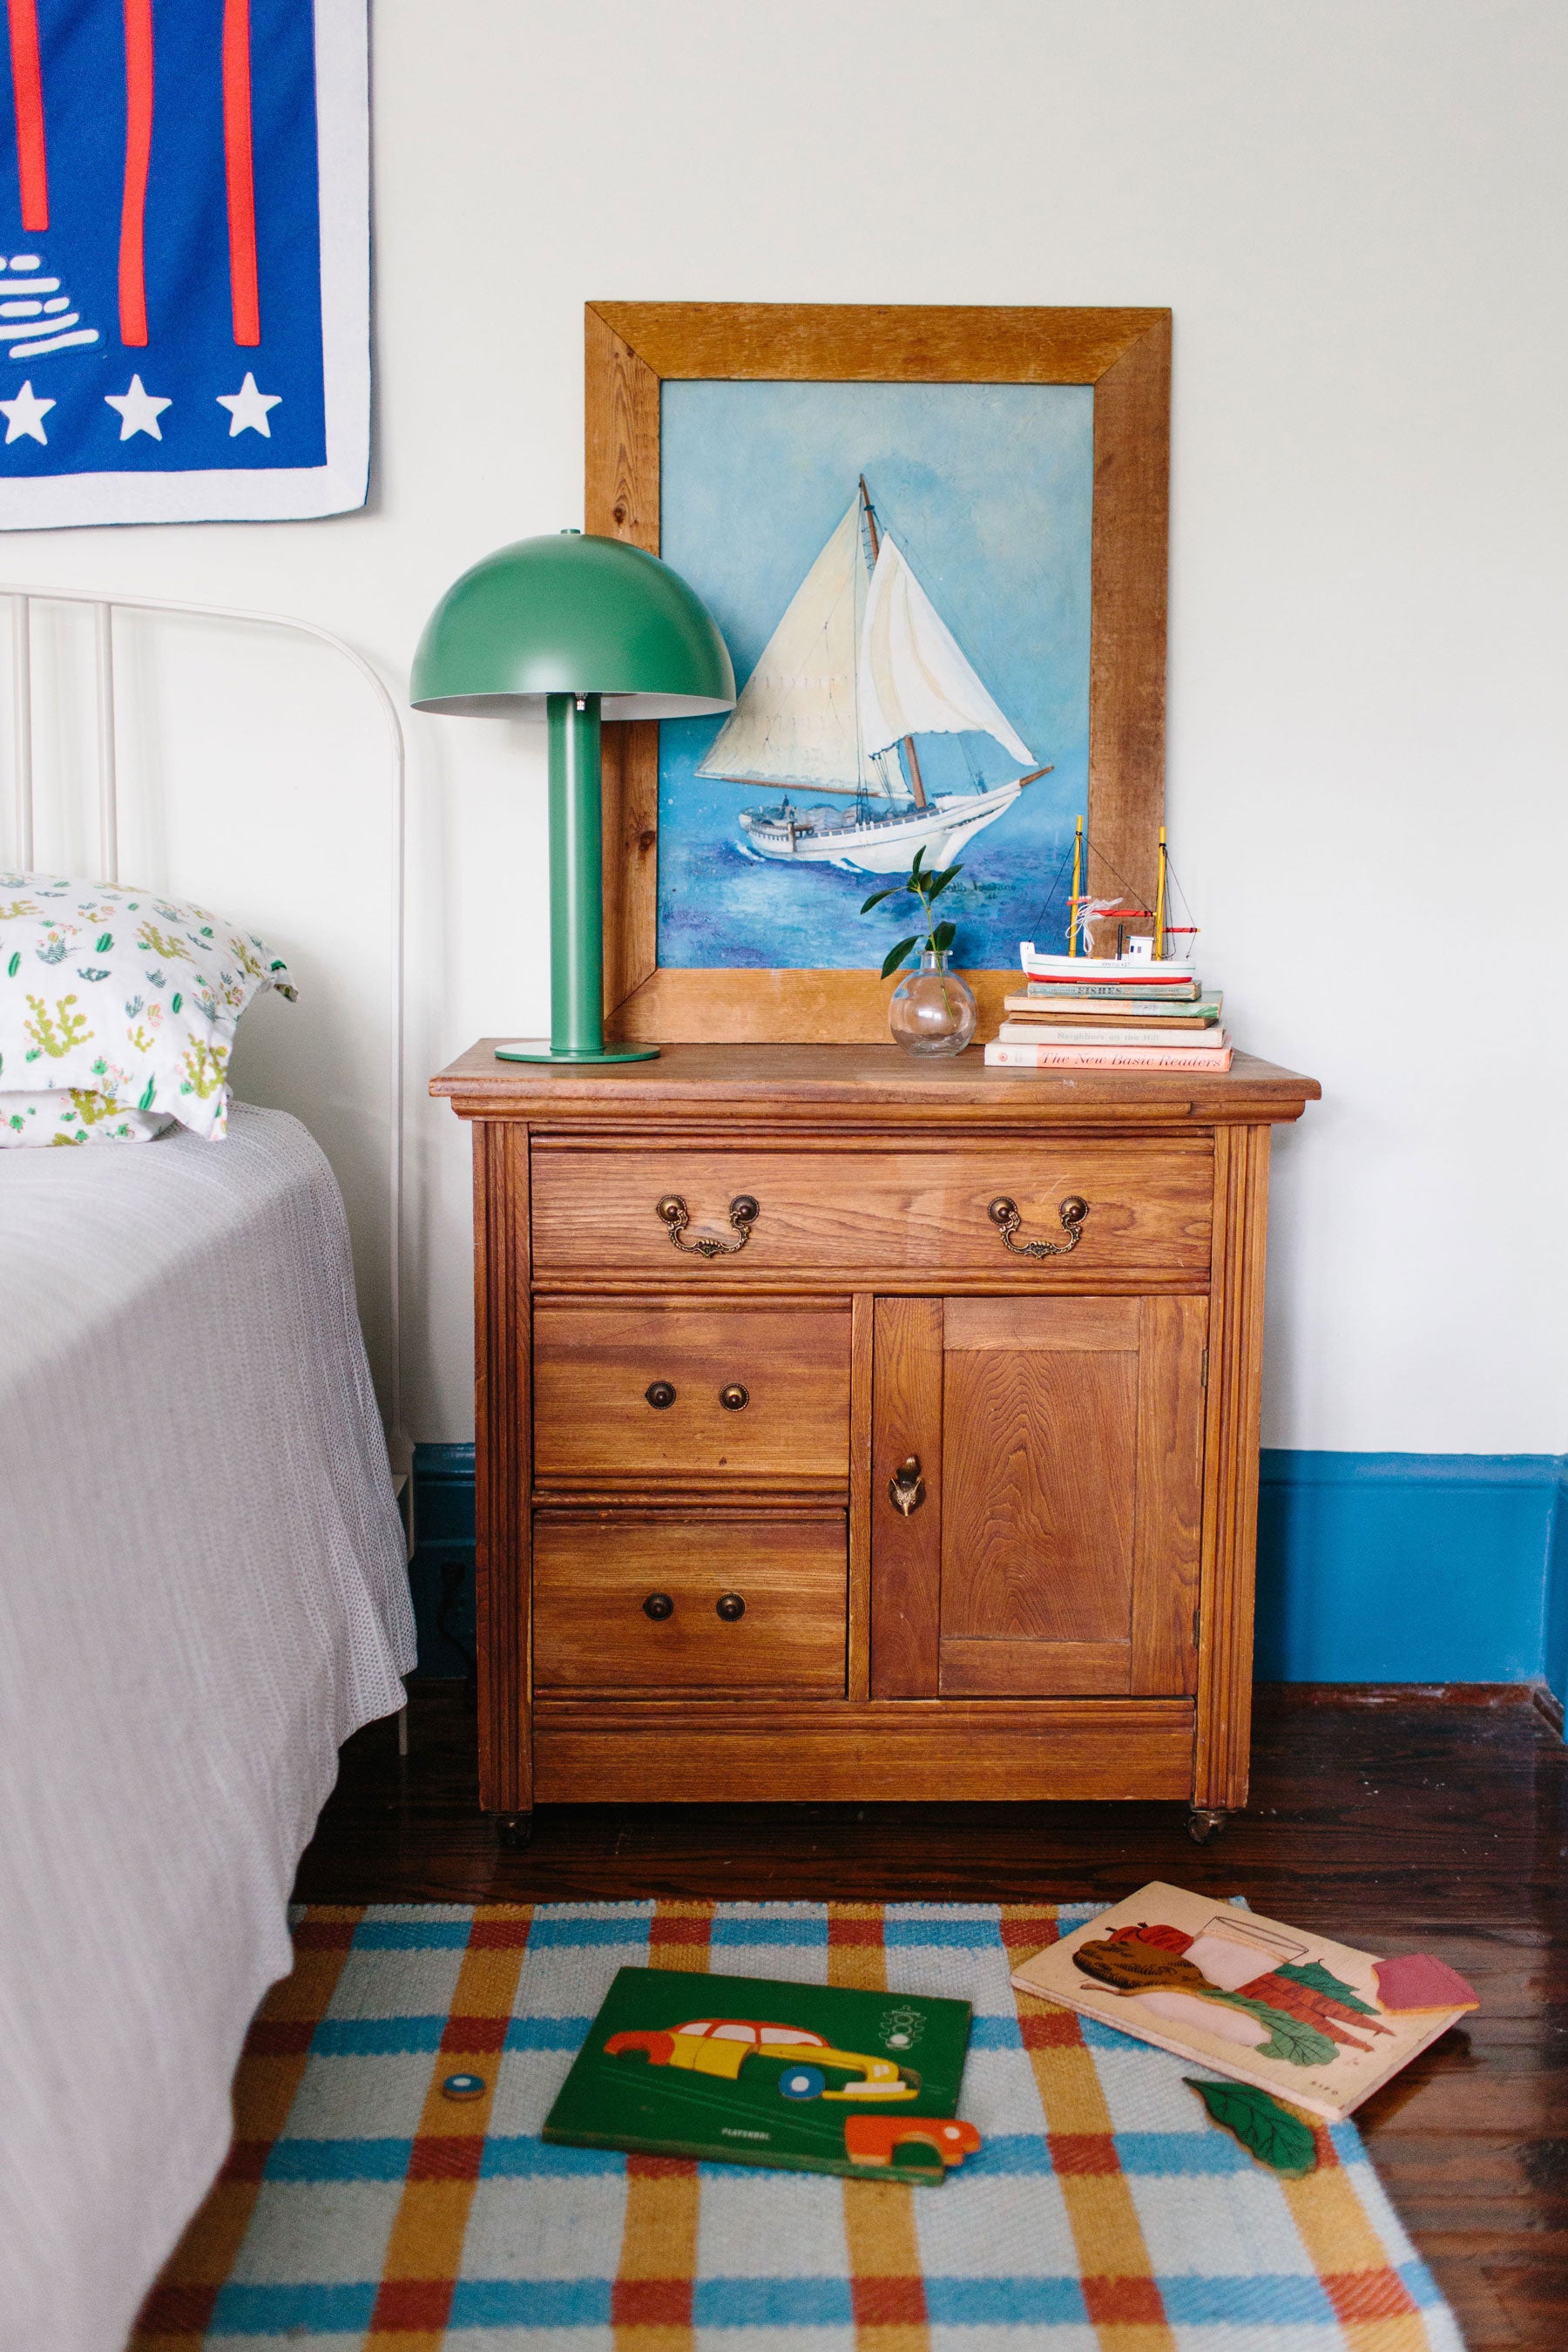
441 2072 487 2102
779 2065 826 2100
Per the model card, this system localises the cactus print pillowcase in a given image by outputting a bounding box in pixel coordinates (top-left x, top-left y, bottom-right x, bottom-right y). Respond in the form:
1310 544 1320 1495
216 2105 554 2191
0 872 295 1146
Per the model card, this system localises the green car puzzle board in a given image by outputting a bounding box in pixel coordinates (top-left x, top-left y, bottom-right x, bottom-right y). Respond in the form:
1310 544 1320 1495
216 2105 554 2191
543 1965 978 2183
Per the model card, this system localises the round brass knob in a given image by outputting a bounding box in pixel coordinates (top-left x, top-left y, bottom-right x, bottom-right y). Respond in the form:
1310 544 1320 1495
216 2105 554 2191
719 1382 749 1412
645 1381 677 1409
642 1592 674 1621
715 1592 746 1622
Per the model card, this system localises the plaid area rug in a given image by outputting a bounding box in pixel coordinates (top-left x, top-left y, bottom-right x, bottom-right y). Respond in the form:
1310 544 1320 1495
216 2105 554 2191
132 1902 1463 2349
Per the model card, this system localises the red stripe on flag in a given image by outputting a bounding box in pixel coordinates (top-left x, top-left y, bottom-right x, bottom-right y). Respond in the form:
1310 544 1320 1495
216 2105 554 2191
6 0 47 230
118 0 153 346
221 0 260 345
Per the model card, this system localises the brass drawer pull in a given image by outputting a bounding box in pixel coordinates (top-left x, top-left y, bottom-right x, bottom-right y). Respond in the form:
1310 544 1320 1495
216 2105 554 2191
715 1592 746 1621
988 1193 1089 1259
645 1381 677 1409
719 1382 749 1411
642 1592 674 1621
657 1193 760 1258
888 1456 926 1517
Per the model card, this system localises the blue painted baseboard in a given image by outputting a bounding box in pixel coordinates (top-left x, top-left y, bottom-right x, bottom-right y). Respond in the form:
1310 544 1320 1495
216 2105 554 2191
409 1443 1568 1718
1257 1451 1562 1689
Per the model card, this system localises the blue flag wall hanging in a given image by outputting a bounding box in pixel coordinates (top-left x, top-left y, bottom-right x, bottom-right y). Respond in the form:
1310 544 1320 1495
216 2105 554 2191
0 0 367 525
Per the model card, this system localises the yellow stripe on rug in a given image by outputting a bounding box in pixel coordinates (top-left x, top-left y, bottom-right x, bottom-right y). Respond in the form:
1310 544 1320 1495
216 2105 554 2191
612 1901 715 2352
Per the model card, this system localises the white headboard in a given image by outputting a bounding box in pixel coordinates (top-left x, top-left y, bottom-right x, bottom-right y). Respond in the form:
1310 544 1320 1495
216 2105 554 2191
3 585 409 1461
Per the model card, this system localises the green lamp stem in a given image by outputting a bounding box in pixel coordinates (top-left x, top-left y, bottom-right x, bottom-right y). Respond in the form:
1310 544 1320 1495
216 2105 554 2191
505 692 655 1065
547 693 604 1056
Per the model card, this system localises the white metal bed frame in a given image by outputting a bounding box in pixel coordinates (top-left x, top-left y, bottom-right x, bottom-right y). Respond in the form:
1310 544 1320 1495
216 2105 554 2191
4 585 409 1457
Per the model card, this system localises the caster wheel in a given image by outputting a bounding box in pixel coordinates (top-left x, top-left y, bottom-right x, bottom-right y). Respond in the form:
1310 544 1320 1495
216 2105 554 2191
495 1811 533 1850
1186 1808 1228 1844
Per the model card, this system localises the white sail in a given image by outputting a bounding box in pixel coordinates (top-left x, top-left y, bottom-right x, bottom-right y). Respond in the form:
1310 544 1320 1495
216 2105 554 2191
697 499 896 795
859 533 1035 768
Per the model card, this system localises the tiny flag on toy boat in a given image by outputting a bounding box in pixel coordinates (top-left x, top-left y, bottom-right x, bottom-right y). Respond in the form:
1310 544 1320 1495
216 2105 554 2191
0 0 367 526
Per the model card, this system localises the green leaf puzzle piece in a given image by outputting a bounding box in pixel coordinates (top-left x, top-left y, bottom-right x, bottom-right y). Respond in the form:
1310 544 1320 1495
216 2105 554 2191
1183 2077 1319 2176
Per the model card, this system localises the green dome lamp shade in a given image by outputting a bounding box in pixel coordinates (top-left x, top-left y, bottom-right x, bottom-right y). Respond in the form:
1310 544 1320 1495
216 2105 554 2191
412 531 735 1064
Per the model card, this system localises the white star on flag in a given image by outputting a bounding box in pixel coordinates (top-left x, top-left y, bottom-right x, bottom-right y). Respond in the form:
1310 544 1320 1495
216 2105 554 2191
217 372 282 438
105 375 172 441
0 379 54 444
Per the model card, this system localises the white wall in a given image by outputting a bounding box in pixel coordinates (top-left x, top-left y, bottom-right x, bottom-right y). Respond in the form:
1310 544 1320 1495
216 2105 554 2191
3 0 1564 1453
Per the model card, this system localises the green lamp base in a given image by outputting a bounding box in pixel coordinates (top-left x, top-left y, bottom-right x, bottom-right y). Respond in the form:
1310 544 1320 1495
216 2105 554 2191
495 1040 659 1064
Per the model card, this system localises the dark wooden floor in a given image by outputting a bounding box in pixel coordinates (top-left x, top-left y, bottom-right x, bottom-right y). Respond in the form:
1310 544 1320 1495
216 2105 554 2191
296 1683 1568 2351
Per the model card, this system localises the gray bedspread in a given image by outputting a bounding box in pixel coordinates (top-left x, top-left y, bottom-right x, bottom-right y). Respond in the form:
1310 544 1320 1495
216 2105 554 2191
0 1107 416 2352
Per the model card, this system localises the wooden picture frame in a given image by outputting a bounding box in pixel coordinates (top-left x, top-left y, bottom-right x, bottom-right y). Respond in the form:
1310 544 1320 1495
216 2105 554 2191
586 302 1170 1044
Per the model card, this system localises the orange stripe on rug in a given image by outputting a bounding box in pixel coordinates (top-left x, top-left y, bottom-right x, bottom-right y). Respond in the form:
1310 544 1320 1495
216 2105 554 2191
1009 1912 1177 2352
128 1904 365 2349
612 1903 714 2352
1280 2123 1439 2352
832 1904 930 2352
367 1906 534 2349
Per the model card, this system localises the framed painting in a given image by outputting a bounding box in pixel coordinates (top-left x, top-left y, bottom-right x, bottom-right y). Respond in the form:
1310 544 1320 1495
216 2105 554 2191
585 303 1170 1044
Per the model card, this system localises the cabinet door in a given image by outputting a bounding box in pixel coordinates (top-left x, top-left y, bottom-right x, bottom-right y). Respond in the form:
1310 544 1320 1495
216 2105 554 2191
870 1295 1206 1699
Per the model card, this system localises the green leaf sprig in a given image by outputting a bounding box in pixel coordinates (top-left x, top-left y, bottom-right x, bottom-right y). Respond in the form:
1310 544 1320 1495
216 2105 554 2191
861 846 964 981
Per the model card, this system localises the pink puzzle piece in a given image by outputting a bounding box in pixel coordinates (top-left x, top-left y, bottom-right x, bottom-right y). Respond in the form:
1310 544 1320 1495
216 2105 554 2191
1374 1954 1479 2014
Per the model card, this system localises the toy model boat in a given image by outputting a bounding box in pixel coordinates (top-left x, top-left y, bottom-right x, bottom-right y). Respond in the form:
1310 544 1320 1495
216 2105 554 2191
698 477 1052 874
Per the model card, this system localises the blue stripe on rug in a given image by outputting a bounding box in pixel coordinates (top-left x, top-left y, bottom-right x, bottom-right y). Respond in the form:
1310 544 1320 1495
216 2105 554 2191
264 2138 413 2181
210 2281 378 2331
709 1916 832 1947
525 1915 654 1946
482 2136 625 2177
352 1920 474 1950
923 2277 1090 2324
693 2278 854 2326
253 2127 1255 2184
448 2280 613 2327
1158 2274 1336 2322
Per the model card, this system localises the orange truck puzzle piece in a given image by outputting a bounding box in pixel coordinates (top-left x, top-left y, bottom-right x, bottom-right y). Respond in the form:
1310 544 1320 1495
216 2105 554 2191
843 2114 982 2171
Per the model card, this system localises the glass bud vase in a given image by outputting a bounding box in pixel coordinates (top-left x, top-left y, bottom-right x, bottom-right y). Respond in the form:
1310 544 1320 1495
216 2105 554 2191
888 949 978 1057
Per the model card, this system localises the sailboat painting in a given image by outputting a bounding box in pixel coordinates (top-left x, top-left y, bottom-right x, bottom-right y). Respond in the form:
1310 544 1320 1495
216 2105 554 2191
657 381 1093 971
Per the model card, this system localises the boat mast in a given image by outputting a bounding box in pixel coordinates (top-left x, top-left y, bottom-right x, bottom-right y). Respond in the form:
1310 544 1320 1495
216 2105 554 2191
1068 814 1084 956
1153 825 1167 959
858 476 929 811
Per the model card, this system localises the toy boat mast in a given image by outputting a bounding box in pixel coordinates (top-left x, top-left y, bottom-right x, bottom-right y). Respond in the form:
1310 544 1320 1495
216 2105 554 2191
1063 814 1189 961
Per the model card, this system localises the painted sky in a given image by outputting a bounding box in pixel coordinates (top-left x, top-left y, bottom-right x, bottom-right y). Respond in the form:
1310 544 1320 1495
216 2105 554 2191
658 379 1093 970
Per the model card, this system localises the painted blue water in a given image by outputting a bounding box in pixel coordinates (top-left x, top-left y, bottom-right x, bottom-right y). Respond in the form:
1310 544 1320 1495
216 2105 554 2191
658 743 1088 970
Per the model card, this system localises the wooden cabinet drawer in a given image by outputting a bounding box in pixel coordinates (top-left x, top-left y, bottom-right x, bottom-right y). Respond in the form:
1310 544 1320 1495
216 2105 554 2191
531 1142 1212 1283
533 1512 847 1693
533 1300 850 1489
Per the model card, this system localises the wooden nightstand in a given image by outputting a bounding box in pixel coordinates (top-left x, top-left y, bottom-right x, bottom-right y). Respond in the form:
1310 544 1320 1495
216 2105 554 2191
431 1043 1317 1845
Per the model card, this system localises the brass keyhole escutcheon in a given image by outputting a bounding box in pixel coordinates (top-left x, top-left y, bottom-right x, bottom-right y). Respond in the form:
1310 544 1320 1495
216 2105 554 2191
888 1456 926 1517
715 1592 746 1622
719 1383 749 1412
643 1592 674 1621
645 1381 676 1409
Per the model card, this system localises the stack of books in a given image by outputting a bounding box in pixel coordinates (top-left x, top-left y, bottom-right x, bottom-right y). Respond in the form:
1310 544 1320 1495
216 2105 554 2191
983 949 1230 1071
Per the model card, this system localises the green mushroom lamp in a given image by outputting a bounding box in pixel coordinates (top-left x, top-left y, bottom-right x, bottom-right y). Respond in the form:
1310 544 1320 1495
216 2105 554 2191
412 531 734 1062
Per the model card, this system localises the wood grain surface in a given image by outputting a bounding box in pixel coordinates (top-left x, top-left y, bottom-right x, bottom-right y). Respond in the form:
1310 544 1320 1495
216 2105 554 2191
868 1295 943 1699
531 1696 1195 1802
530 1140 1213 1283
432 1040 1319 1131
532 1299 850 1488
1131 1294 1206 1697
471 1121 530 1816
1193 1125 1271 1808
532 1512 847 1694
940 1341 1137 1647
